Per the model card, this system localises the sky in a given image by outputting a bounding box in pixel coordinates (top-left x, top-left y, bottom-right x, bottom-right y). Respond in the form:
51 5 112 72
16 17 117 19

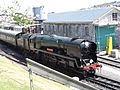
1 0 120 14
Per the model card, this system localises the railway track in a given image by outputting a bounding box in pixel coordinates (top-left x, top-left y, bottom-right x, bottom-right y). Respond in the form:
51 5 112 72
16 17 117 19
0 43 26 66
98 57 120 68
85 75 120 90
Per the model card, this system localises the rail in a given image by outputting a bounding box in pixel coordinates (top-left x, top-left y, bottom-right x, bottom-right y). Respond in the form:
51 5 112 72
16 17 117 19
26 58 97 90
97 56 120 68
86 75 120 90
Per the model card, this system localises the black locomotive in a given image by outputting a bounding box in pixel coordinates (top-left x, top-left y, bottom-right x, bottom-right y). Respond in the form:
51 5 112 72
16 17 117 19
0 28 101 76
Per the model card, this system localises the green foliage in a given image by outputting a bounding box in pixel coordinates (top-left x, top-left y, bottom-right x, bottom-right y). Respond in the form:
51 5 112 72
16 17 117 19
13 13 32 25
0 55 72 90
2 0 33 25
0 80 29 90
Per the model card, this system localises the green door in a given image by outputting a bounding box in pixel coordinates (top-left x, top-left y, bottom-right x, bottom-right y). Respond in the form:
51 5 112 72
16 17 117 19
95 25 115 51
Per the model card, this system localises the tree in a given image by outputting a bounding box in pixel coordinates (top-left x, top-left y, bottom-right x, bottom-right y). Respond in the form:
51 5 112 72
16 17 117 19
1 0 33 25
13 13 32 25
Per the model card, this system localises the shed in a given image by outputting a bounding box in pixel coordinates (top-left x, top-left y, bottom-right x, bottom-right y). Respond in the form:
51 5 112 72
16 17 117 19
44 7 120 51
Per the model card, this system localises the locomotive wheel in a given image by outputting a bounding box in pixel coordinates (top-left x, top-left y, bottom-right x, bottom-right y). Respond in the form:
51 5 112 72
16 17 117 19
88 69 95 76
83 71 88 78
83 69 95 78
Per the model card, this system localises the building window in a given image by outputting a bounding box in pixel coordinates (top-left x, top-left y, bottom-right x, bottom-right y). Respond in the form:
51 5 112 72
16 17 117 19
112 13 117 21
85 27 89 36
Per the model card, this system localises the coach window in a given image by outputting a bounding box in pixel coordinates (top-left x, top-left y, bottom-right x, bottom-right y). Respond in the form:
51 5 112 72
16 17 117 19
112 13 117 21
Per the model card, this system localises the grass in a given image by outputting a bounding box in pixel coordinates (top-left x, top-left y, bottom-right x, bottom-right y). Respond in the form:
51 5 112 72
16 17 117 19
0 55 73 90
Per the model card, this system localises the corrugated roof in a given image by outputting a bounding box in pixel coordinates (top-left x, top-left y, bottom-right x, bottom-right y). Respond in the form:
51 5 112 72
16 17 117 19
0 29 22 36
46 7 113 23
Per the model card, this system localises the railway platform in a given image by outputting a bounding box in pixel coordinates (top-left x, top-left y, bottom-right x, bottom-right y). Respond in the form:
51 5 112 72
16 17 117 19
97 49 120 61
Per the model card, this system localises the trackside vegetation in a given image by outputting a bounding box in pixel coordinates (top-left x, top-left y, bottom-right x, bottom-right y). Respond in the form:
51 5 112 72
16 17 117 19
0 55 73 90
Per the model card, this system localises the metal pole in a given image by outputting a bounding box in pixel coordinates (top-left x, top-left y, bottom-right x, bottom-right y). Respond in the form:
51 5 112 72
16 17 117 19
98 25 101 53
28 68 34 90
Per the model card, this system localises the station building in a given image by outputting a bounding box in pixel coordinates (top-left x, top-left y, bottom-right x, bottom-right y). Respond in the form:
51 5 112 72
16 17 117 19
44 7 120 51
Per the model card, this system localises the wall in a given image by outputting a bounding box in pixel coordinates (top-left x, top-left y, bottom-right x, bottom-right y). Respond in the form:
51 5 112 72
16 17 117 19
116 24 120 48
44 23 95 42
94 8 120 26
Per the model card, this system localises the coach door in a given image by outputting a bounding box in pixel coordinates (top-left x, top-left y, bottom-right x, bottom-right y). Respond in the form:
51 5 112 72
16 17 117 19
22 34 31 50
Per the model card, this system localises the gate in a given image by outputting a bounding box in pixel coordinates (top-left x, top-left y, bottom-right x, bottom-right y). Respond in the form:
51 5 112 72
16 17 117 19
95 25 115 51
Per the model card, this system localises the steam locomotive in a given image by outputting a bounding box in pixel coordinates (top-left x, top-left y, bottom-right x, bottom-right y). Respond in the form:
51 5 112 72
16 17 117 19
0 28 101 76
